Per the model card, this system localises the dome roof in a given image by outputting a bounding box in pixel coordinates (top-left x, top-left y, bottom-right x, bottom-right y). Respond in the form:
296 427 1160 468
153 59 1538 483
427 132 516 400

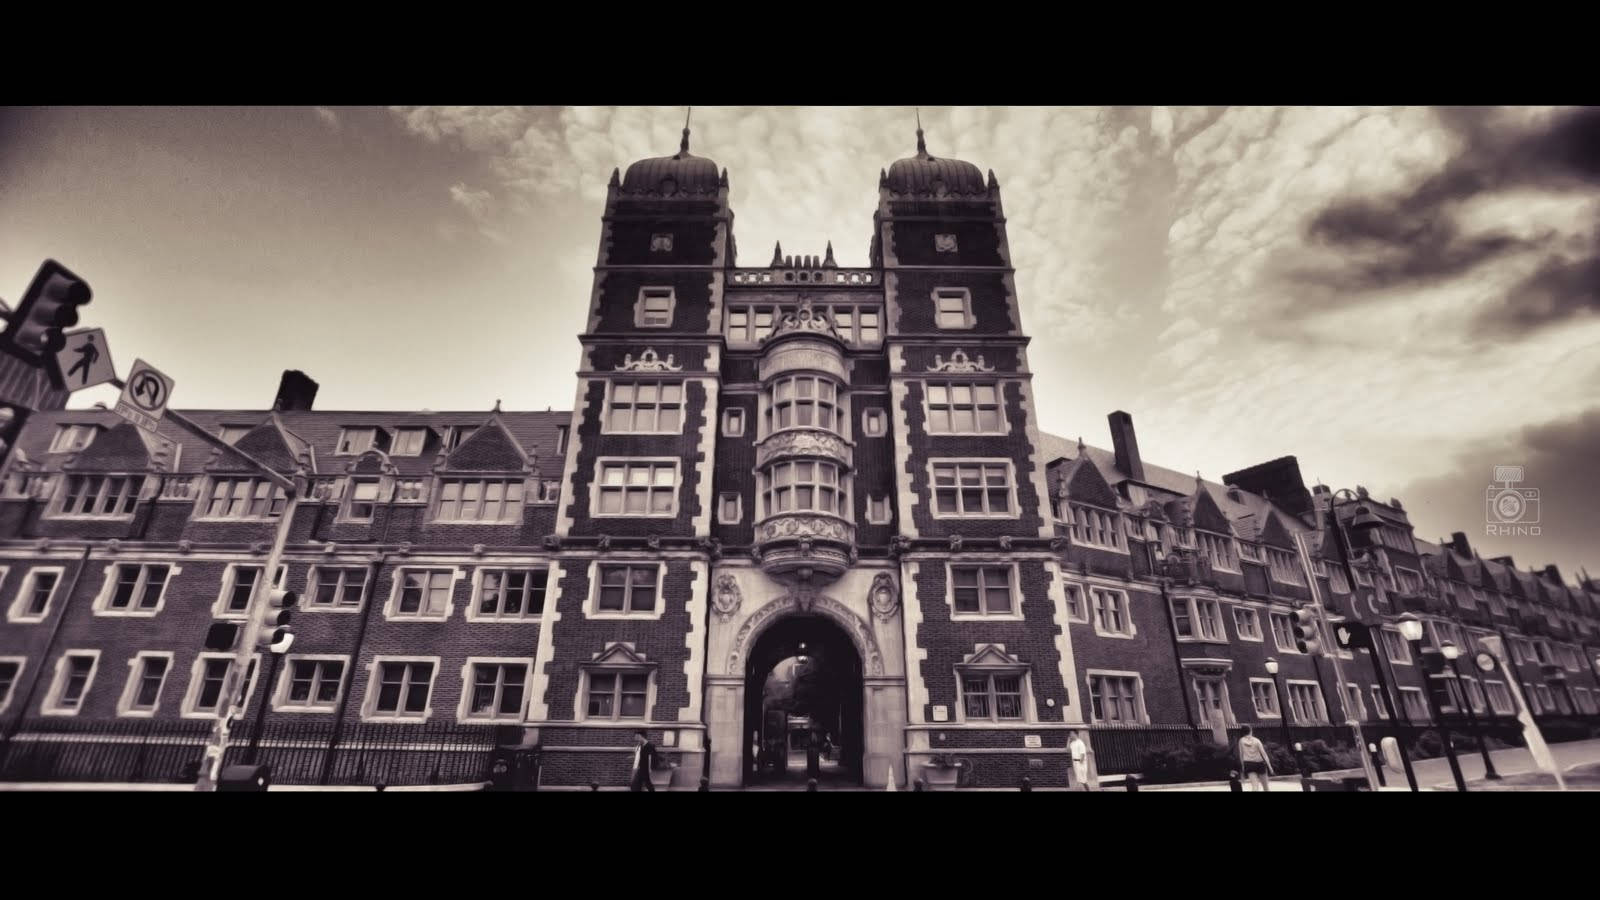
884 129 988 197
620 128 722 196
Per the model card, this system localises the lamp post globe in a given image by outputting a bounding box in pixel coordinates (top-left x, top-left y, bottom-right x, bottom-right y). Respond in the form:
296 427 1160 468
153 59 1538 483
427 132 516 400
1397 613 1424 643
1265 657 1278 675
1440 640 1460 661
1475 652 1497 673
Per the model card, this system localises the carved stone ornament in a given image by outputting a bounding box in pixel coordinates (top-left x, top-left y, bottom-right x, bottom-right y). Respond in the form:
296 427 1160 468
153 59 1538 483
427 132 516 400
697 536 723 559
890 535 913 556
949 534 963 552
998 535 1013 551
767 296 843 343
615 348 683 373
252 541 269 555
178 540 193 554
324 542 337 554
756 429 851 469
647 535 662 550
105 539 121 554
869 572 899 621
713 574 742 620
397 541 412 556
597 534 612 550
927 348 995 374
543 534 562 551
727 590 886 676
473 543 486 557
1050 536 1068 552
756 514 855 543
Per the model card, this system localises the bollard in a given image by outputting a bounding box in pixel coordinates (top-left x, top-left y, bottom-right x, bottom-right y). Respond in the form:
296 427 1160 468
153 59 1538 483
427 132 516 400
375 780 387 793
1228 771 1242 793
590 779 601 792
1020 776 1032 792
1125 775 1139 793
913 778 926 792
806 778 818 792
698 777 710 792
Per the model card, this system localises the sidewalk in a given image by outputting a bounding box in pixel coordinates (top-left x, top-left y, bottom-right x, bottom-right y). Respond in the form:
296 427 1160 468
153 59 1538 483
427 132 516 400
0 781 489 792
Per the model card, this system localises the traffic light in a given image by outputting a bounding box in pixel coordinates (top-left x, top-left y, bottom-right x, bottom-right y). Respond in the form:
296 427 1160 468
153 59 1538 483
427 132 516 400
1334 620 1371 652
1293 607 1323 655
255 586 298 653
1 260 92 369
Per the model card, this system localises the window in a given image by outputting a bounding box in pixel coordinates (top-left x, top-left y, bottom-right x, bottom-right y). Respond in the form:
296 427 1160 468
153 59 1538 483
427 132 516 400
961 672 1025 721
474 569 548 620
218 425 253 444
766 375 845 435
44 652 99 715
1191 676 1233 725
1399 687 1430 721
1430 675 1466 713
214 565 285 617
925 382 1003 434
1342 684 1368 721
345 478 381 521
717 492 742 524
391 569 456 620
1353 565 1372 587
1196 532 1237 571
1574 687 1596 715
606 381 683 433
1062 583 1088 623
464 661 529 721
183 655 258 718
435 478 525 523
935 233 958 252
1523 683 1543 715
933 288 972 329
555 425 569 455
442 426 476 451
56 474 141 517
50 424 99 453
0 659 22 713
594 564 659 615
1380 628 1411 664
202 476 287 519
9 567 63 622
307 567 367 610
100 564 173 616
1370 685 1391 719
535 480 561 503
726 302 880 345
1239 542 1262 562
1087 672 1145 723
1286 681 1328 723
336 427 377 455
1396 567 1424 594
1245 679 1280 719
828 306 881 345
861 409 886 437
931 461 1013 517
866 495 891 525
761 460 848 518
1266 547 1306 585
650 232 673 252
595 460 678 517
1269 612 1297 652
585 671 650 720
276 657 346 711
1065 503 1122 549
391 428 427 456
1461 677 1487 715
1172 596 1226 641
1376 524 1414 554
636 287 675 327
950 565 1015 617
722 408 745 437
366 659 436 721
1090 588 1133 636
1233 607 1263 641
1327 565 1350 593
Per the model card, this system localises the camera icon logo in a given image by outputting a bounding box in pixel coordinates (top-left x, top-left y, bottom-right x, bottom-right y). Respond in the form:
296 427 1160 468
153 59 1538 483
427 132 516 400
1485 465 1540 532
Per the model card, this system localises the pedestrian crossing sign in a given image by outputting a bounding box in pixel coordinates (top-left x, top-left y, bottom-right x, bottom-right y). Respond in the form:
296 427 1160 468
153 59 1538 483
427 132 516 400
51 328 117 391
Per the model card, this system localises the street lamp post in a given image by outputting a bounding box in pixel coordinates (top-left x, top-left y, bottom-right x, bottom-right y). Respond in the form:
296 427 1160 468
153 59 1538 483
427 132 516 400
1265 657 1292 752
1400 613 1467 791
1443 640 1500 780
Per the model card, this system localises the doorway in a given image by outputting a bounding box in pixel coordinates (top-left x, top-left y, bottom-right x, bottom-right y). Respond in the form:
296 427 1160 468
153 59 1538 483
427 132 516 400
742 614 864 787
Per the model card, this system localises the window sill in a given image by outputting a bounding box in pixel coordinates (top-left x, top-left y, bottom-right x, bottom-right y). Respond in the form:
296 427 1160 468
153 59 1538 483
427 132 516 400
932 513 1024 521
465 614 545 624
1253 711 1283 720
93 608 162 618
429 519 523 525
271 705 340 714
301 605 366 614
386 613 453 623
40 707 84 717
590 513 677 519
949 611 1027 622
117 709 159 719
600 428 686 437
461 715 526 724
362 713 434 724
1068 542 1129 554
585 610 666 621
1092 629 1138 641
6 614 47 625
46 514 137 522
1236 634 1265 643
1176 636 1231 645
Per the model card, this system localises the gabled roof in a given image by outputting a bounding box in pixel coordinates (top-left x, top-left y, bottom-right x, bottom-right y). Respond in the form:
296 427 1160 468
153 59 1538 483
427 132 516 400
1055 454 1120 510
438 412 534 474
1255 510 1297 551
60 422 181 473
212 413 315 475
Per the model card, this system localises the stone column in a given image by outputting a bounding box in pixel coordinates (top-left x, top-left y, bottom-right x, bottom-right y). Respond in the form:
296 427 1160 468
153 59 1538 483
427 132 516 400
705 675 745 787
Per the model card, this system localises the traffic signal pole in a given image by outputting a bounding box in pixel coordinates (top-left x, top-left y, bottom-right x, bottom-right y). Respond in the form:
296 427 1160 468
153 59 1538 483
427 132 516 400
1294 532 1382 791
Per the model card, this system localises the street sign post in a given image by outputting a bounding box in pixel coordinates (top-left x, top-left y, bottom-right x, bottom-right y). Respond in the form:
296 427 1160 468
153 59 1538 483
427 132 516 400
113 359 174 433
51 328 117 391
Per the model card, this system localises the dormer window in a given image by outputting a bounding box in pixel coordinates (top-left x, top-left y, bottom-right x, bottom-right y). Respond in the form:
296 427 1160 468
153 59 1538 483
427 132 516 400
49 424 98 453
218 425 253 444
336 428 377 455
346 478 382 521
391 428 427 457
442 426 477 452
636 287 675 328
54 475 141 518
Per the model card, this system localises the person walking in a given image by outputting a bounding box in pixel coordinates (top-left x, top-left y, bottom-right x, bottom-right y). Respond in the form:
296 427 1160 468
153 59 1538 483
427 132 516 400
1238 725 1273 791
1068 731 1091 791
806 729 822 780
629 730 658 792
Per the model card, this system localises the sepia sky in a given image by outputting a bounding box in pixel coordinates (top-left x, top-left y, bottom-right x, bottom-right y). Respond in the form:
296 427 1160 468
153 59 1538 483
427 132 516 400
1 106 1596 579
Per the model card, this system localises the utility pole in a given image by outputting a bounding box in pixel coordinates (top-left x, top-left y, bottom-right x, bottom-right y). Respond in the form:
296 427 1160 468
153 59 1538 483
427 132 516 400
1294 531 1381 791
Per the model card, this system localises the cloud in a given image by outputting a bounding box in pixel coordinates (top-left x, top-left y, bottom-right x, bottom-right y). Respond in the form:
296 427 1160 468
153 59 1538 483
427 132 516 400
448 182 494 220
313 107 340 130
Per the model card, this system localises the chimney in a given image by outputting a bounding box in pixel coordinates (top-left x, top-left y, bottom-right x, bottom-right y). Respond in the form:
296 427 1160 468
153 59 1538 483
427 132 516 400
1542 564 1562 583
274 370 319 412
1107 410 1144 482
1222 456 1314 518
1490 555 1516 569
1447 532 1472 557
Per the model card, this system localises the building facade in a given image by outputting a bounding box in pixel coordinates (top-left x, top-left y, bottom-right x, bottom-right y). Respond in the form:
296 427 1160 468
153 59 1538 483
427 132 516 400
2 130 1598 788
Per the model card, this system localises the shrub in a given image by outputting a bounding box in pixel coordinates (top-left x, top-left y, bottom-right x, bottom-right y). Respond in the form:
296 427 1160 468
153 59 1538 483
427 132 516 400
1138 740 1234 784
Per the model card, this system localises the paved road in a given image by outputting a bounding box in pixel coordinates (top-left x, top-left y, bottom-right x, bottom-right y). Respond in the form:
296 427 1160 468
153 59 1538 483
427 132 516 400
1404 737 1600 791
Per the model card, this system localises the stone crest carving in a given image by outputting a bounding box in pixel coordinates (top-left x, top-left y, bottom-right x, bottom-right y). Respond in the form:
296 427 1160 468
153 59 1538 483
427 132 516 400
869 572 899 620
927 348 995 373
756 514 855 543
597 534 612 550
949 534 963 552
713 574 742 620
646 535 662 550
998 535 1013 551
890 535 913 556
697 536 723 559
767 296 843 343
755 429 850 468
543 534 562 551
615 348 683 372
727 590 886 676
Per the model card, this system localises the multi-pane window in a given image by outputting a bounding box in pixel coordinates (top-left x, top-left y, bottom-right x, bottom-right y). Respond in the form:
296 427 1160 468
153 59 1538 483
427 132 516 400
1342 684 1368 721
1376 524 1414 554
20 571 61 618
1233 607 1263 640
203 477 286 519
1461 677 1488 714
1066 503 1121 548
767 375 844 434
391 428 427 456
1197 532 1237 570
345 479 381 520
50 654 97 712
761 460 847 517
1091 588 1132 636
962 672 1024 720
281 659 345 709
926 382 1002 434
606 381 683 433
596 565 659 614
50 424 98 453
1266 548 1306 585
1087 673 1143 723
951 566 1013 616
218 425 253 443
933 288 972 328
1250 679 1281 718
336 428 377 455
189 657 256 716
309 567 367 609
468 663 528 720
636 287 675 327
58 474 141 517
1063 583 1087 622
596 461 677 516
394 570 454 618
827 306 882 344
1327 565 1351 593
1269 612 1297 652
476 569 548 619
1287 681 1328 723
931 461 1012 517
372 661 434 719
585 671 649 719
219 565 284 616
555 426 569 455
435 479 524 522
1399 687 1430 721
1172 597 1225 641
1192 677 1231 725
0 660 20 711
106 564 171 613
442 426 477 452
726 303 880 345
722 408 745 437
1238 542 1262 562
1380 628 1411 664
1396 567 1424 594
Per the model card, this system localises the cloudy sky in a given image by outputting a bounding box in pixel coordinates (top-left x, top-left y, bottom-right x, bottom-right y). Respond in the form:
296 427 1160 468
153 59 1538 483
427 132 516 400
2 106 1596 579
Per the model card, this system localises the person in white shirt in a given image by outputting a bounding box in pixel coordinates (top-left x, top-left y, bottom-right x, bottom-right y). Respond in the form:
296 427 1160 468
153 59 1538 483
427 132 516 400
1068 731 1090 790
1237 724 1273 791
629 730 658 792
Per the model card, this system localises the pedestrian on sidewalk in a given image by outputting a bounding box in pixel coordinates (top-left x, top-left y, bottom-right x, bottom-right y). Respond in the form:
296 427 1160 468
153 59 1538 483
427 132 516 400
1238 725 1273 791
1069 731 1090 790
629 730 657 793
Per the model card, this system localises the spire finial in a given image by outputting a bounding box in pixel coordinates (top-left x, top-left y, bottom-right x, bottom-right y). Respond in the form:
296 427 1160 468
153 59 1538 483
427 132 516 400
915 107 926 155
1076 435 1085 453
679 107 692 156
493 399 502 413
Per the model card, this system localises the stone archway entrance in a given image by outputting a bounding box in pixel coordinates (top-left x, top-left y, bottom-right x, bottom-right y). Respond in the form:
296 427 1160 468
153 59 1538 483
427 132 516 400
742 615 864 787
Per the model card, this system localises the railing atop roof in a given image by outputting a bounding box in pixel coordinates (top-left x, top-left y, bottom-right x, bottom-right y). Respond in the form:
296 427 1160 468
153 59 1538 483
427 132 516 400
728 268 877 287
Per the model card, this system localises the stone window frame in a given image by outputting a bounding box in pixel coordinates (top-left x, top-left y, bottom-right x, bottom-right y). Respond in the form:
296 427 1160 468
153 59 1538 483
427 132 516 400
180 652 260 720
592 457 681 519
1195 530 1239 573
860 408 886 437
931 287 975 330
93 562 182 619
634 286 676 328
583 559 669 621
1369 685 1391 720
41 650 101 717
865 494 892 525
335 427 378 456
49 423 99 453
954 656 1035 724
1088 586 1136 639
391 428 428 457
1285 679 1330 724
210 563 287 620
384 566 464 622
1268 611 1301 655
927 458 1019 520
457 657 534 723
271 654 351 714
944 560 1025 622
360 655 441 724
194 474 287 522
303 565 370 614
1189 671 1237 726
7 565 64 623
1248 677 1281 720
116 650 176 718
722 407 745 438
1171 594 1228 643
0 656 26 714
579 666 658 723
923 379 1008 436
1232 605 1264 642
603 379 686 436
1340 682 1368 721
716 492 743 525
467 567 551 623
1085 669 1148 725
1060 580 1090 624
48 472 145 520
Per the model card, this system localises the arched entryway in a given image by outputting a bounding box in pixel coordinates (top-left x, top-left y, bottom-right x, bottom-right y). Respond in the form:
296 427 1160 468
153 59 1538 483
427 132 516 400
742 614 864 787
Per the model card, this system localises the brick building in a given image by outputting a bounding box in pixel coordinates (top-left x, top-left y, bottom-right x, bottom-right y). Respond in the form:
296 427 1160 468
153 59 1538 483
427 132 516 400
2 128 1597 788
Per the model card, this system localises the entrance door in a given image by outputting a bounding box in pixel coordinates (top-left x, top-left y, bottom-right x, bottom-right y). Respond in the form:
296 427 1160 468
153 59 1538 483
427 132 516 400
742 614 864 787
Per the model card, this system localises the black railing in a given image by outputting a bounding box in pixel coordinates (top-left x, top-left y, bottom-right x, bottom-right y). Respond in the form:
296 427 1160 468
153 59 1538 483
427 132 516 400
0 717 214 784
